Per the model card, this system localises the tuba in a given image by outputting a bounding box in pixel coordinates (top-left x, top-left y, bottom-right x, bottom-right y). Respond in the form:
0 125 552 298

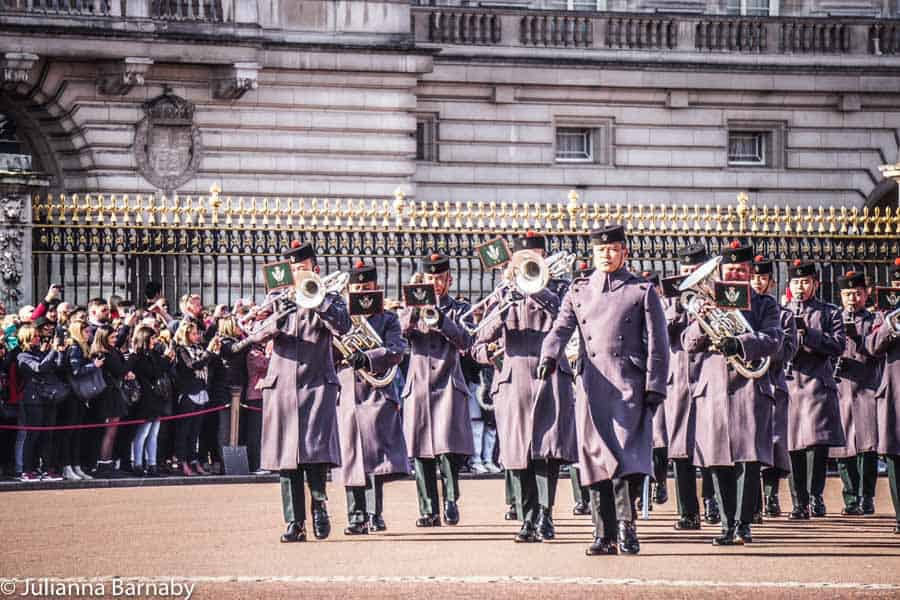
677 256 770 379
333 316 398 388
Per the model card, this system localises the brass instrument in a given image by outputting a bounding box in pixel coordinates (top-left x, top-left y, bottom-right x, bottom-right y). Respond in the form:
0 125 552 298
333 316 398 388
421 305 442 327
886 306 900 337
237 270 349 335
461 250 576 336
677 256 771 379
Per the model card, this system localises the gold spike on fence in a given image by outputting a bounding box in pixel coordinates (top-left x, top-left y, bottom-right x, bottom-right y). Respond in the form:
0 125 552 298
30 185 900 238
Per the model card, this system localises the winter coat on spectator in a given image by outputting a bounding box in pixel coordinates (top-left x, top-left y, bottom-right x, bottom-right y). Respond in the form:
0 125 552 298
129 348 175 421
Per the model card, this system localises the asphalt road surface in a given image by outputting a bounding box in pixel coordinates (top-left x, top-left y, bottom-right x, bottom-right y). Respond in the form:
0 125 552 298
2 477 899 599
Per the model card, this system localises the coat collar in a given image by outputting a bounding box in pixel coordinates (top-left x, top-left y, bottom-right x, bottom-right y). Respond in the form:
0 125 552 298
590 266 632 292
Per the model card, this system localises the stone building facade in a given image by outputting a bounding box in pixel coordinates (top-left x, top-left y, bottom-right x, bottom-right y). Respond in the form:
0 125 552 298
1 0 898 207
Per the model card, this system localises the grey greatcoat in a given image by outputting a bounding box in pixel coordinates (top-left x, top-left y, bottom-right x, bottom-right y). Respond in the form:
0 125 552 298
653 403 668 449
770 307 799 472
472 287 577 470
786 298 847 451
664 299 702 460
866 315 900 456
540 267 670 485
830 308 880 459
252 293 352 471
400 294 475 458
682 290 783 468
336 310 410 487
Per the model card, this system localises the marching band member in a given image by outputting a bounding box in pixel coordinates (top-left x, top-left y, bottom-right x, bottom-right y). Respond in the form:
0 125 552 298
665 244 721 531
785 260 846 519
865 258 900 534
250 242 352 543
336 261 409 535
642 270 670 508
831 270 881 516
539 224 669 556
472 232 577 543
749 256 798 519
400 253 475 527
569 260 593 517
682 242 781 545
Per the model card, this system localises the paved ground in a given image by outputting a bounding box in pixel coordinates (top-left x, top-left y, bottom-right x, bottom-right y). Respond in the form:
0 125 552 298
1 477 899 599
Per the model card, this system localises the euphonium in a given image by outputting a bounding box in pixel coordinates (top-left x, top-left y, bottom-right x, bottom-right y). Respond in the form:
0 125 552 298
677 256 770 379
333 316 398 388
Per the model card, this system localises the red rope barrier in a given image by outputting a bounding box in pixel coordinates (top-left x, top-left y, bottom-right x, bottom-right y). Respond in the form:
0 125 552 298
0 403 231 432
240 403 263 412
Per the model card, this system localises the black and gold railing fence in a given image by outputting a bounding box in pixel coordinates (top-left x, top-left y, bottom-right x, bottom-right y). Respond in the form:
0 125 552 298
30 187 900 307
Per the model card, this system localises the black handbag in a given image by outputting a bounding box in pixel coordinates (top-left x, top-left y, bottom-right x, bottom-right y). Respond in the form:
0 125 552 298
71 369 107 402
122 378 142 407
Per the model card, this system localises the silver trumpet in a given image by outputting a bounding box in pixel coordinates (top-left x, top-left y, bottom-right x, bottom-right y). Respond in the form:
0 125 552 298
677 256 770 379
334 316 398 388
461 250 576 336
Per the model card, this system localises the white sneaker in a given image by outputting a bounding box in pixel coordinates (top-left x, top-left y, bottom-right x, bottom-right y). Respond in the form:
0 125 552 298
471 462 489 475
484 462 502 474
62 466 82 481
73 466 93 480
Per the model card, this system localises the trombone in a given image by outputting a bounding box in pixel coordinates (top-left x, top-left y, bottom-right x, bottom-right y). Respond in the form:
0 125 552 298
461 250 575 336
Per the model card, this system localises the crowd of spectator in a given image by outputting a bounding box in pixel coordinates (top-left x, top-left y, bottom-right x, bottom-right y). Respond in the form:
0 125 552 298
0 284 500 482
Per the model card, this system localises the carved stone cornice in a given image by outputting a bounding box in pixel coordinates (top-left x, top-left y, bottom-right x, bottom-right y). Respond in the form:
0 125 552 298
213 62 261 100
1 52 39 91
97 57 154 96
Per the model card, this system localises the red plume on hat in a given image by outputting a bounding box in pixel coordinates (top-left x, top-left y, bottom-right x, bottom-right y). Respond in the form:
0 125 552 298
430 253 441 261
894 257 900 266
290 240 301 249
729 240 741 249
844 270 856 277
642 271 651 277
793 259 802 266
355 260 366 269
526 230 536 238
578 261 589 270
754 255 764 263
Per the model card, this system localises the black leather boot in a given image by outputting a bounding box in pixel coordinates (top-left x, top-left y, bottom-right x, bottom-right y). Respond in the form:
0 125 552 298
572 501 591 516
312 505 331 540
443 500 460 525
617 521 640 555
343 521 368 536
514 521 540 543
504 505 518 521
861 496 875 515
735 521 752 544
368 513 387 532
653 481 668 505
703 498 721 525
712 526 738 546
585 536 618 556
788 505 810 520
764 495 781 517
280 521 306 543
415 514 441 527
810 495 826 518
674 514 701 530
536 508 555 540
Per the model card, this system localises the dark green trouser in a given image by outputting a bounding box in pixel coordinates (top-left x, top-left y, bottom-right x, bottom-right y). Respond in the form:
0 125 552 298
346 474 385 524
710 462 761 530
885 454 900 524
672 458 699 516
505 469 516 506
509 458 562 523
701 467 716 500
414 454 461 517
837 452 878 507
589 474 643 540
762 466 785 498
280 464 328 524
788 445 828 507
653 447 668 485
570 464 589 505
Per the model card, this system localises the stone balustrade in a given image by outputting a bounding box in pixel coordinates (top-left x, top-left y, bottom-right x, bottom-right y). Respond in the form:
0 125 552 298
412 5 900 57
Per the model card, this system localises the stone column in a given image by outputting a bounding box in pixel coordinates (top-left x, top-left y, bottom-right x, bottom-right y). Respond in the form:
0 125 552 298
0 169 49 311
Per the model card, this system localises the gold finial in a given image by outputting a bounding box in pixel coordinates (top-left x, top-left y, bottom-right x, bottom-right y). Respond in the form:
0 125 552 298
393 189 406 215
736 191 749 230
566 189 580 221
209 182 222 209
